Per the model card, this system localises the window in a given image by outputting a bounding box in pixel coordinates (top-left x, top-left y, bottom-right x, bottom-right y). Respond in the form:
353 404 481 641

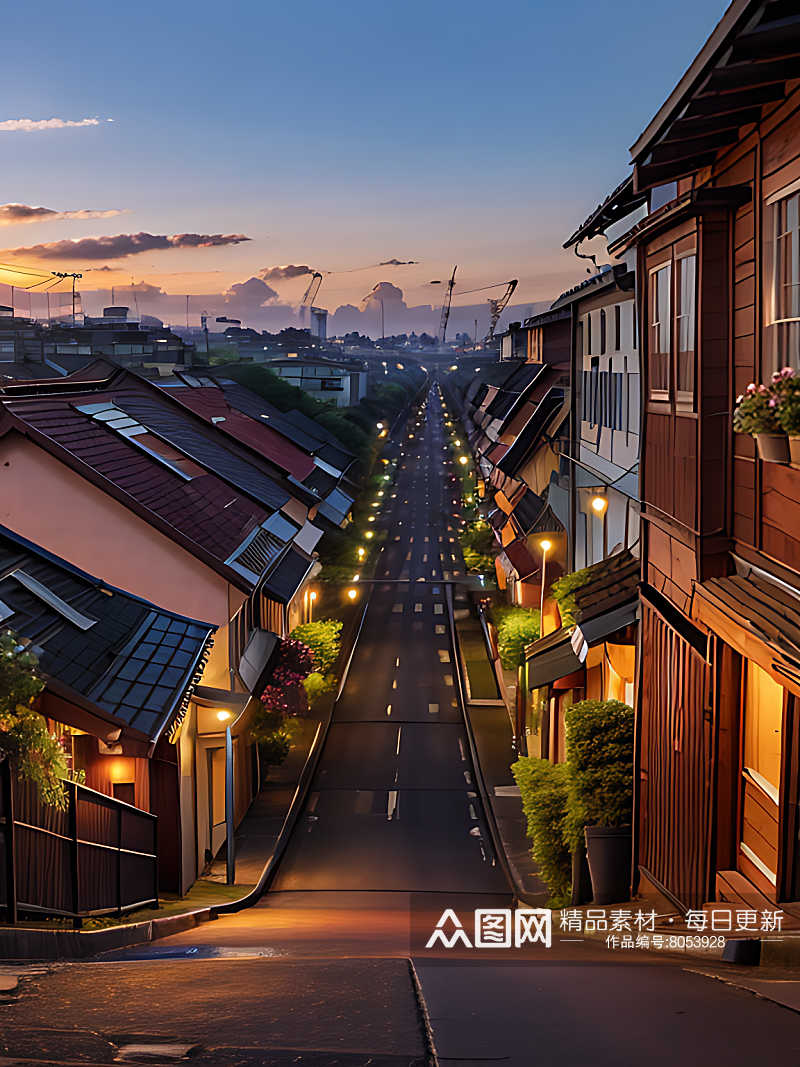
600 308 607 355
743 662 783 796
614 305 621 351
649 264 671 401
587 313 592 355
648 253 696 410
676 255 696 413
774 191 800 371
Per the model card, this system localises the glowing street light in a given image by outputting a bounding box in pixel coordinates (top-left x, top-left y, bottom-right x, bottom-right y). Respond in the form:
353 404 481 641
347 588 358 600
539 539 552 619
217 710 232 722
366 531 374 538
592 494 609 556
459 456 468 465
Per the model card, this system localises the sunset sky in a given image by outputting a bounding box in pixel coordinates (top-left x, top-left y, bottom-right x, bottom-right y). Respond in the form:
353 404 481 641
0 0 728 332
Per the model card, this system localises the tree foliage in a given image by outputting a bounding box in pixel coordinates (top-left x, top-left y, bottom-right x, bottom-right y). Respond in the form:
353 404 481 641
513 756 572 908
290 620 342 674
0 630 69 808
491 605 540 669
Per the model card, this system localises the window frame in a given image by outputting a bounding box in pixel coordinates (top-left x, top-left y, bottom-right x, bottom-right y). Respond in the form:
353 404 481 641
646 245 698 416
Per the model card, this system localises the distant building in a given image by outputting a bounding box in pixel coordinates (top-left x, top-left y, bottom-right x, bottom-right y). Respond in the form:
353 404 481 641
259 353 369 408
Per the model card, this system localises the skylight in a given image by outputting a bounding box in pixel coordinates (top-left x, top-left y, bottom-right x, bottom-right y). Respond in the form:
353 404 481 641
75 401 205 480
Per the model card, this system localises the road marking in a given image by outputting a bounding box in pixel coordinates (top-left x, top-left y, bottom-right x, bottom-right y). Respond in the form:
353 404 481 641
387 791 398 821
392 604 403 613
396 657 400 667
386 704 392 716
406 552 412 561
452 700 458 707
392 679 397 689
464 771 472 784
438 650 450 662
444 674 453 686
434 604 444 614
410 537 414 543
423 554 428 562
424 536 429 542
458 739 467 761
396 727 402 754
435 624 446 634
432 569 438 577
415 603 423 612
469 804 477 819
429 703 439 715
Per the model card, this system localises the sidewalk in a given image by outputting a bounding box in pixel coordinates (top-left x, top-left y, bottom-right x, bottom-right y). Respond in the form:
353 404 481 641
454 610 547 905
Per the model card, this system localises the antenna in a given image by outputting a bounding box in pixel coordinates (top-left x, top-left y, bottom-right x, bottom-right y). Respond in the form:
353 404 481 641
52 272 83 321
439 266 457 345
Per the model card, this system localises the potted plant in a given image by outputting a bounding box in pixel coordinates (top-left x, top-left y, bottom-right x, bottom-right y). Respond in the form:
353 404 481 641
564 699 634 906
773 368 800 465
733 379 790 463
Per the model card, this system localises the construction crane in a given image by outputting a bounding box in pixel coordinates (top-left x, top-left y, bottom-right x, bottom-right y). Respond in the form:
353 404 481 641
438 265 457 344
298 272 323 326
486 278 518 340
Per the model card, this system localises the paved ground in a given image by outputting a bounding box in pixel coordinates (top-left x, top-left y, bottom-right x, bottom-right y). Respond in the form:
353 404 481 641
4 382 800 1065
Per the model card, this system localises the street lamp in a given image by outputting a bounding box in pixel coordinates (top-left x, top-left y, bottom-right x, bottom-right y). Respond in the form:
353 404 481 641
347 588 357 600
459 456 468 465
591 494 609 558
309 589 317 622
539 539 552 620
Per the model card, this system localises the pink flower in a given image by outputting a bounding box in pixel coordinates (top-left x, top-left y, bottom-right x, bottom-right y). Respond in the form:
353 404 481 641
782 367 795 378
759 385 769 395
747 384 756 393
769 398 777 407
736 395 743 403
773 371 782 382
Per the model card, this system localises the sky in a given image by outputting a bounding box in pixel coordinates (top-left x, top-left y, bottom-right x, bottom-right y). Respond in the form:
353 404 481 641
0 0 730 336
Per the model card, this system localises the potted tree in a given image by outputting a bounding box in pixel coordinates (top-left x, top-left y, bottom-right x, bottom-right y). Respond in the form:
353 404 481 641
564 699 634 906
734 379 790 463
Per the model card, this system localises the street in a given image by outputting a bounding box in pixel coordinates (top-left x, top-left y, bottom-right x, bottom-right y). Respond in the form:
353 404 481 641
3 385 800 1066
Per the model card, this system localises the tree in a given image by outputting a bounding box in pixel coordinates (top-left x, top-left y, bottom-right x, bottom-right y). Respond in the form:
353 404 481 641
0 630 69 808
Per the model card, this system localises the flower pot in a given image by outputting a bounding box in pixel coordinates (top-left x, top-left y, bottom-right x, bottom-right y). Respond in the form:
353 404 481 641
584 824 632 905
755 433 790 464
790 436 800 466
571 846 593 907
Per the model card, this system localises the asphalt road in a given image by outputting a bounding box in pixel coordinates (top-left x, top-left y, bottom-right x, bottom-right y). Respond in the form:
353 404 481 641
270 384 509 896
5 383 800 1066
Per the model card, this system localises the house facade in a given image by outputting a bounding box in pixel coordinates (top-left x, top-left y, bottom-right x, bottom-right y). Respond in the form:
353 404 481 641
579 0 800 911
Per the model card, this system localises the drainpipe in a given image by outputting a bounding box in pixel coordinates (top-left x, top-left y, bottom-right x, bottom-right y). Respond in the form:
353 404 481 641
225 726 235 885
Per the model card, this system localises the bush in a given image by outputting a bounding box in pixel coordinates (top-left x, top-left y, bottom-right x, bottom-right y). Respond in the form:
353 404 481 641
513 756 572 908
0 629 68 808
550 567 594 627
491 605 540 669
303 671 336 705
290 620 342 674
564 699 634 848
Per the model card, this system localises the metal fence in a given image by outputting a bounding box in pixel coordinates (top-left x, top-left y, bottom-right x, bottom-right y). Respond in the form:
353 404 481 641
0 761 158 926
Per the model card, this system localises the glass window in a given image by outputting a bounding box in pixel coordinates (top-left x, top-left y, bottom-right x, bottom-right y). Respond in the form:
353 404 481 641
649 264 671 401
676 255 696 412
600 308 607 355
614 304 621 351
587 312 592 355
775 192 800 371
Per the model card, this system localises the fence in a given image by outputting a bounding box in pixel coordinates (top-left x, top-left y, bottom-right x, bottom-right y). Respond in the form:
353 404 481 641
0 761 158 927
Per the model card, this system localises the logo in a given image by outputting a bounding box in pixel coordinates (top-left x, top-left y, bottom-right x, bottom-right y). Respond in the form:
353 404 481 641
425 908 552 949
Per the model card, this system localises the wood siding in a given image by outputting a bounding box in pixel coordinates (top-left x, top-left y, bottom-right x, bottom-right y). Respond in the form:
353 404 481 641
639 600 711 909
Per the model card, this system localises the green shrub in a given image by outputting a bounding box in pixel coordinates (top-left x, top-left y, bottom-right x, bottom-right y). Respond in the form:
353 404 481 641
303 671 336 705
290 620 342 674
513 756 572 908
0 629 69 808
550 567 594 627
564 699 634 848
491 605 540 669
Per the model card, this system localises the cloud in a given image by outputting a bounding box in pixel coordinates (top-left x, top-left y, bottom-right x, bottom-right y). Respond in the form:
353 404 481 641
362 281 405 307
380 259 417 266
0 118 101 132
224 277 280 310
0 203 127 226
3 232 251 261
259 264 313 282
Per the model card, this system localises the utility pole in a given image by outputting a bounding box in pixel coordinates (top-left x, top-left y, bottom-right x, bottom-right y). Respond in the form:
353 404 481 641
201 312 209 355
53 272 83 322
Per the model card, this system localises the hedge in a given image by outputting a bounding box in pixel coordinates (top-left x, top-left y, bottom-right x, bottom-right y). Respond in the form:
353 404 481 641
513 756 572 908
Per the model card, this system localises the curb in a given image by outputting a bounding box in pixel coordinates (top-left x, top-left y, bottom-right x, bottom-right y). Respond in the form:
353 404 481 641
446 583 539 908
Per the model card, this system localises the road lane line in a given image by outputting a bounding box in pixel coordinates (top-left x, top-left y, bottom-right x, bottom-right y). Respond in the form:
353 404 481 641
396 727 402 754
386 704 392 715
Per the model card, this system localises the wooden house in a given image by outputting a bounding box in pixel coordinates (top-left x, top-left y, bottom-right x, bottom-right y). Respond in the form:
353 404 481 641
586 0 800 910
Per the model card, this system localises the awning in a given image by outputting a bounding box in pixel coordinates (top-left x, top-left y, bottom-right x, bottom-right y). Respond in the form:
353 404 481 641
504 539 538 580
261 545 315 605
525 550 640 688
691 558 800 698
496 389 565 477
237 629 281 698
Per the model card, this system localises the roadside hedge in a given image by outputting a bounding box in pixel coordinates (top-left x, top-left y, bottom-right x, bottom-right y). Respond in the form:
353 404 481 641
513 756 572 908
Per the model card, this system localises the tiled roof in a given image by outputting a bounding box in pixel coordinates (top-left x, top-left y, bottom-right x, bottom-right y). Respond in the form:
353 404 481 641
162 384 315 481
2 396 267 567
0 525 215 741
261 545 315 605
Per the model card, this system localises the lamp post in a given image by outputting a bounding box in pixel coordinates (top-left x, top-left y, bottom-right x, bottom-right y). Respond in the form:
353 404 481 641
539 539 552 620
309 590 317 622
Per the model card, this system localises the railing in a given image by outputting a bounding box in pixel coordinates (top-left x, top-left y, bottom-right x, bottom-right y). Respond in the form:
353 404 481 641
0 760 158 927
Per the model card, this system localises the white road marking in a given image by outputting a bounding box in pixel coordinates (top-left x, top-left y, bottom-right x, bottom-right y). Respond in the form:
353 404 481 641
392 679 397 689
396 727 402 755
429 703 439 715
438 650 450 663
435 624 446 634
392 604 403 613
415 603 423 613
396 657 400 667
386 704 392 716
444 674 453 686
434 604 444 615
458 739 467 761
